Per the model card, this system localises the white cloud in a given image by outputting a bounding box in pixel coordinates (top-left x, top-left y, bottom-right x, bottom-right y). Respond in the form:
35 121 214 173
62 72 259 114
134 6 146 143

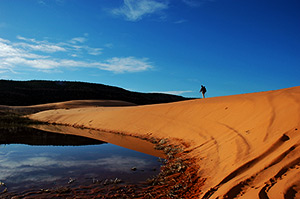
14 42 66 53
0 38 10 43
17 35 41 43
3 57 61 70
0 37 153 73
0 42 46 59
16 36 66 53
112 0 169 21
85 46 103 56
69 37 87 44
174 19 188 24
16 35 98 55
64 36 103 55
98 57 153 73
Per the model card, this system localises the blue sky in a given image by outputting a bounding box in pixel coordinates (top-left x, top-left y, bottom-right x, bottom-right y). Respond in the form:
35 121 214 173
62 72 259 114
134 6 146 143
0 0 299 98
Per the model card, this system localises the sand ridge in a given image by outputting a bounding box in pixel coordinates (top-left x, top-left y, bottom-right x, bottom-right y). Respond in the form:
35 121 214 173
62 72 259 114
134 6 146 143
0 100 136 114
29 86 300 198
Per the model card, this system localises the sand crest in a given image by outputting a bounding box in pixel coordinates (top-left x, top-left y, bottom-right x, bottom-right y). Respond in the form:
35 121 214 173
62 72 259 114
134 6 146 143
0 100 135 114
29 86 300 198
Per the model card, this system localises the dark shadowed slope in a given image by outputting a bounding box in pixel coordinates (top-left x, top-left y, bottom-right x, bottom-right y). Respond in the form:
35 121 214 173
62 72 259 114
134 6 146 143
0 80 187 106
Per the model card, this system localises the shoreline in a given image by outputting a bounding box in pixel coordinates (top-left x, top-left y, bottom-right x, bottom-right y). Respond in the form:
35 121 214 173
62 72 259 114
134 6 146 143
2 124 204 198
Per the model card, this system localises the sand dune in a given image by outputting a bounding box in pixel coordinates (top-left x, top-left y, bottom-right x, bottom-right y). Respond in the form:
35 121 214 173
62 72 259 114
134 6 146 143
0 100 136 114
30 86 300 198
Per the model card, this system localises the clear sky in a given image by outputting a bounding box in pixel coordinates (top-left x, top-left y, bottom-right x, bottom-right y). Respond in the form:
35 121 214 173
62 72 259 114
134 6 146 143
0 0 299 98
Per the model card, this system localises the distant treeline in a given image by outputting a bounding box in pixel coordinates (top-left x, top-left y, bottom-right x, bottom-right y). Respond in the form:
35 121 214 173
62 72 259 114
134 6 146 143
0 80 187 106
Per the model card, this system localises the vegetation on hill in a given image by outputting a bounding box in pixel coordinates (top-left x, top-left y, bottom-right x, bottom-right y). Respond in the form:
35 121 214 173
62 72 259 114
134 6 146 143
0 80 187 106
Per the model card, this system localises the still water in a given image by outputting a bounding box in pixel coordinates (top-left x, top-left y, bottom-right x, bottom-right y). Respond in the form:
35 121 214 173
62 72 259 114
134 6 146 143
0 129 162 193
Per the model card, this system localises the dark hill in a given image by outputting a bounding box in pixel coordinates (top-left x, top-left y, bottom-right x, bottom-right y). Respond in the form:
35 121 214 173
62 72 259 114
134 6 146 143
0 80 187 106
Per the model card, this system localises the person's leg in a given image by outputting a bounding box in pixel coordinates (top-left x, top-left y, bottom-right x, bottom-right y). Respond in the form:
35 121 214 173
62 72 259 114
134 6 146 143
202 93 205 98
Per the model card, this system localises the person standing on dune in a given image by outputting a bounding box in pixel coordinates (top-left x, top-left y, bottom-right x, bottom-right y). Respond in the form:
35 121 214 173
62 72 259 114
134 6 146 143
200 85 207 98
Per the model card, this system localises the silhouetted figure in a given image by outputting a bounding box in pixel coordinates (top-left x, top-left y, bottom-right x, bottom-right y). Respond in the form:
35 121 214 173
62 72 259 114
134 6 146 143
200 85 207 98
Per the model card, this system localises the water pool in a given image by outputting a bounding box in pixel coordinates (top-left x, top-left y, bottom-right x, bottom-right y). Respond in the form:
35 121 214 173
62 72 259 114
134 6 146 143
0 129 162 194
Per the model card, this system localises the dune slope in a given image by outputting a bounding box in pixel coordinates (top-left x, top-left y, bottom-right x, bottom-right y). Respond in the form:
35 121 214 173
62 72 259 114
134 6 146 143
0 100 136 114
30 86 300 198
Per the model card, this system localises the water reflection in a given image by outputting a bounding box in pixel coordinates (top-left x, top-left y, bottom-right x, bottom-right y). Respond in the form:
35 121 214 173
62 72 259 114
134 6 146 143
33 124 165 158
0 127 105 146
0 128 161 193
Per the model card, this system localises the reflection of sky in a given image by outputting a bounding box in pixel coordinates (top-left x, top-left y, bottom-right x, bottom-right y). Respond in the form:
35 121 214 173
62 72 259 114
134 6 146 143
0 144 160 191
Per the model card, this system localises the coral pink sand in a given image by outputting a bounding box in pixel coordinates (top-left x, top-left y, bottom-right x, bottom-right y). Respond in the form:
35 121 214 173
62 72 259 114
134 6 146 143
30 86 300 198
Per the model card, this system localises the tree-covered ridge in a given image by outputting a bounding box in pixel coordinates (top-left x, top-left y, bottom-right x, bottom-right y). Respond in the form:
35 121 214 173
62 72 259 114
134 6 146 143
0 80 187 106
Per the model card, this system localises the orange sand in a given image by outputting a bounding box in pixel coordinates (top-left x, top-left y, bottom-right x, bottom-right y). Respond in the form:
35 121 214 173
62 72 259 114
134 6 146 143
0 100 135 114
30 86 300 198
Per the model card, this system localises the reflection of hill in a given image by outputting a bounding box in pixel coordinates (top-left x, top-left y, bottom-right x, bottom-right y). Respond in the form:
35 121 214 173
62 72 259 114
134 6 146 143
0 80 187 106
0 127 105 146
